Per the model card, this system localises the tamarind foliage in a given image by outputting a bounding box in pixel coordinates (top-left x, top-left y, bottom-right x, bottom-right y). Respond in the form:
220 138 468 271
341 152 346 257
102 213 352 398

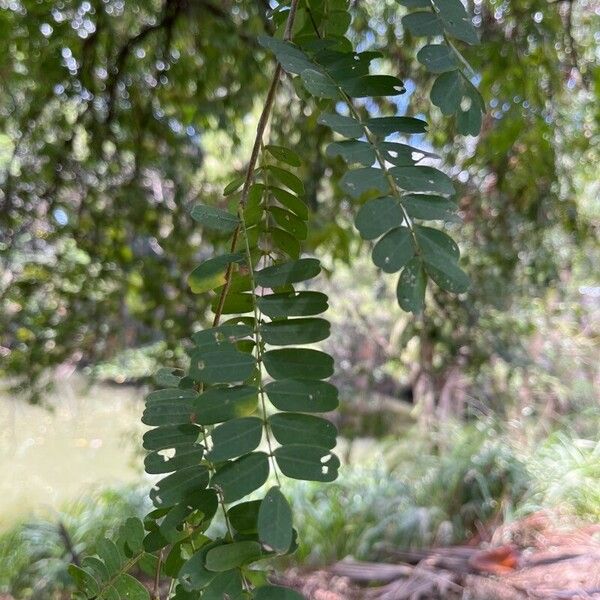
69 0 481 597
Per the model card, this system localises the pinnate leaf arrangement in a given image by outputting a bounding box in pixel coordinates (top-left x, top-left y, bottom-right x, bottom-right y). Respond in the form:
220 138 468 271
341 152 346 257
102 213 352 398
70 1 482 598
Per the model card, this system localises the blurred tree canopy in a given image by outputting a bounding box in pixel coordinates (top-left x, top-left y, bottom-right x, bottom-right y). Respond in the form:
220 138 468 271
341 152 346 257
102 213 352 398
1 0 598 404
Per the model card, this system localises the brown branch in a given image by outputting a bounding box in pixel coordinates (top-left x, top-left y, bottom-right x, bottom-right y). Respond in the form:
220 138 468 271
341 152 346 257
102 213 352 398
211 0 300 327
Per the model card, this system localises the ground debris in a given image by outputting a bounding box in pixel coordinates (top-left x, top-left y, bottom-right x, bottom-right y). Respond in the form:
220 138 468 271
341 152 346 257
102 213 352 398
281 513 600 599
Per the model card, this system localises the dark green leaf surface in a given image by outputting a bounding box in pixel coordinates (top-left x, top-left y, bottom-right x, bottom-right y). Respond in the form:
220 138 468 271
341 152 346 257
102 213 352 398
190 204 239 233
318 112 363 138
341 167 388 198
270 187 309 219
401 194 458 221
417 44 459 73
210 452 269 502
145 443 204 474
228 500 262 534
391 166 455 195
188 253 245 294
341 75 405 98
258 487 293 553
150 466 210 507
430 71 463 115
433 0 480 45
191 385 258 425
365 116 428 136
274 445 340 481
205 541 262 571
402 11 444 36
372 227 415 273
264 379 339 412
255 586 304 600
355 197 404 240
189 348 256 384
201 570 245 600
256 258 321 287
265 144 301 167
269 206 308 240
263 349 334 380
271 227 301 259
207 417 263 461
265 165 305 195
397 258 427 314
300 69 339 99
261 318 330 346
258 291 329 318
327 140 376 166
269 413 337 449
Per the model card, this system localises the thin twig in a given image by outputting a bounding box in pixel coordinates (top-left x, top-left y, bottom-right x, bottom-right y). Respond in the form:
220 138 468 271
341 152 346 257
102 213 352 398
212 0 300 327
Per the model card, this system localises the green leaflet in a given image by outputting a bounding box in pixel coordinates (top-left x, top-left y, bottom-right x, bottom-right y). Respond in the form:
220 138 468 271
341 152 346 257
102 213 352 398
144 443 205 474
372 227 415 273
355 197 404 240
327 140 376 166
270 186 309 219
150 466 210 507
154 367 184 388
269 413 337 449
211 292 254 315
380 142 438 167
318 112 363 138
300 68 339 98
430 70 463 115
190 204 239 233
390 165 455 195
255 258 321 287
257 36 314 74
264 379 339 412
402 11 444 37
207 417 263 461
264 165 305 195
433 0 480 45
401 194 458 222
365 116 429 136
271 227 301 259
210 452 270 503
258 291 329 318
189 348 256 384
269 206 308 240
255 586 304 600
341 167 388 198
416 225 460 265
192 324 253 350
191 385 258 425
263 349 334 380
258 487 293 553
227 500 262 534
274 445 340 482
261 317 330 346
178 540 221 590
397 258 427 314
205 541 262 571
341 74 405 98
188 252 245 294
417 44 459 74
201 570 245 600
265 144 302 167
426 260 470 293
142 388 197 427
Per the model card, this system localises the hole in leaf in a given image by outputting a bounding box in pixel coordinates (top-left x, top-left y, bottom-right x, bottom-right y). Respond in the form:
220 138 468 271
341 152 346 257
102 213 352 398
460 96 472 111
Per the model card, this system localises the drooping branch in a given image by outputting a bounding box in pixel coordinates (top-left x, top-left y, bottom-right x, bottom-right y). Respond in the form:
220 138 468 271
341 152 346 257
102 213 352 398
212 0 300 327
